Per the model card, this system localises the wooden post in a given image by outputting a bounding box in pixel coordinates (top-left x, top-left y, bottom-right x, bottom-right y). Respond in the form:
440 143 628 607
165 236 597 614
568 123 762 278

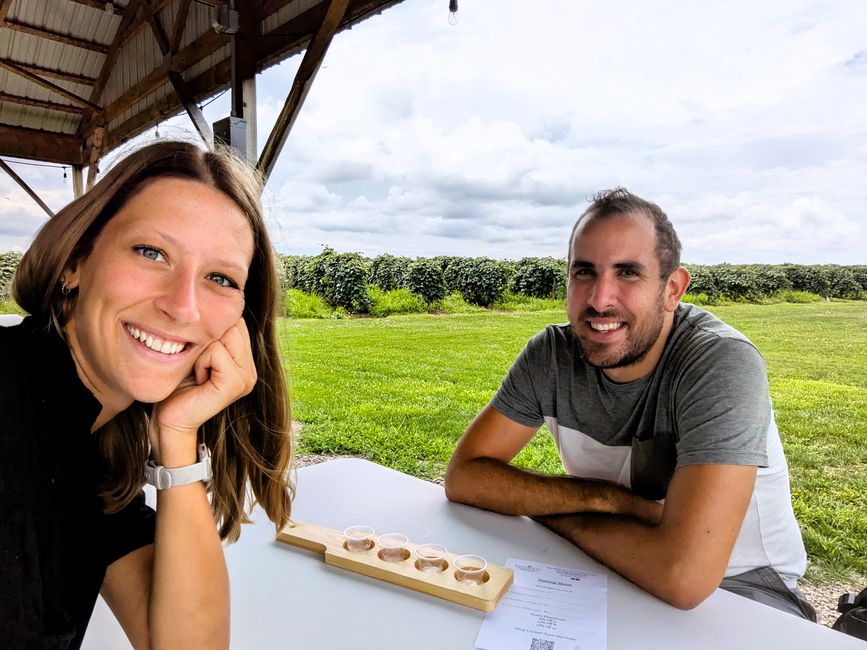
72 165 84 198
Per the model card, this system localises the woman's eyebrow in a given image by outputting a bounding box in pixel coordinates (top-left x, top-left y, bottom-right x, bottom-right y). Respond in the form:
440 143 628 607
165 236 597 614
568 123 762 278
148 229 250 274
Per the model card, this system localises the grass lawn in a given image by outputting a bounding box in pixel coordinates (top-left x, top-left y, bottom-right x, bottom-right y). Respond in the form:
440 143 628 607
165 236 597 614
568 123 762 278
280 301 866 583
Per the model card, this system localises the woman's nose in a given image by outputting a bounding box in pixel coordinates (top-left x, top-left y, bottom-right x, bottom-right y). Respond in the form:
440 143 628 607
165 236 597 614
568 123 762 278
154 272 200 324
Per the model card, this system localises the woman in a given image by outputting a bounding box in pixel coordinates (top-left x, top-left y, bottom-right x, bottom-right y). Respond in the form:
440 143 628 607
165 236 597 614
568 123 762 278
0 140 293 649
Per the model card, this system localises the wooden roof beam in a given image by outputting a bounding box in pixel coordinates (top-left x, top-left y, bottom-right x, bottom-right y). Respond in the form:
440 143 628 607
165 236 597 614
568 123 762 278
167 71 212 142
141 0 170 55
0 158 54 218
86 0 143 109
81 28 228 134
0 58 102 110
169 0 192 54
258 0 350 180
104 56 229 151
0 91 83 114
10 61 96 86
141 0 212 143
0 124 84 165
3 19 110 54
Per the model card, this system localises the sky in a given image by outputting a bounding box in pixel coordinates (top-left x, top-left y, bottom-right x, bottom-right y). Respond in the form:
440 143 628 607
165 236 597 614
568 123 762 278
1 0 866 264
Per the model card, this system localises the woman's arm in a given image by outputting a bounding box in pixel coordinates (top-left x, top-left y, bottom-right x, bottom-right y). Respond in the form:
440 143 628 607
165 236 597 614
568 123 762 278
101 318 256 649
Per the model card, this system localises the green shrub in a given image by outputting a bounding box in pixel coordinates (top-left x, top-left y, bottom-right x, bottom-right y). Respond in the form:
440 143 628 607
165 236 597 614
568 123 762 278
684 264 720 299
296 248 335 294
445 257 509 307
284 289 334 318
0 251 22 302
406 258 448 304
433 256 464 291
512 257 567 299
369 287 427 317
782 264 831 298
847 266 867 292
296 247 372 313
278 255 311 290
710 264 760 301
825 265 862 299
746 265 792 296
324 252 372 313
370 254 412 291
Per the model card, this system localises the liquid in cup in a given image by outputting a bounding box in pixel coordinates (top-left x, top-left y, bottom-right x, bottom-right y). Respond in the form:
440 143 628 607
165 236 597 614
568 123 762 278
415 543 448 574
343 525 375 552
454 554 487 585
378 533 409 562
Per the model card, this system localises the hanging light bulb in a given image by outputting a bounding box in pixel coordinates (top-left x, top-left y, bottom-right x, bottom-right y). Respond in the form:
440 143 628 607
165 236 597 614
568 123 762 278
448 0 458 25
62 167 67 183
155 124 160 138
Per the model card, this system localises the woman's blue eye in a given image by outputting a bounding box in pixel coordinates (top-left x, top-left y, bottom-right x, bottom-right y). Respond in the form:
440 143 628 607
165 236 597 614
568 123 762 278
133 245 164 262
208 273 238 289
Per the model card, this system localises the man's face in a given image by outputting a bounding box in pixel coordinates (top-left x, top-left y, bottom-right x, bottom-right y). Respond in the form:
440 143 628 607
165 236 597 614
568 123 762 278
567 212 671 381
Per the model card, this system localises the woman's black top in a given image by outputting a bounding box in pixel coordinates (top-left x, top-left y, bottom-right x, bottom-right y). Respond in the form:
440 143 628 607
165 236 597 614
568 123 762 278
0 317 155 649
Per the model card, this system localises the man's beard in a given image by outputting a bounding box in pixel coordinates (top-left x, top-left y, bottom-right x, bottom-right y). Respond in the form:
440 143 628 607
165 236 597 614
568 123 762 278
571 294 666 371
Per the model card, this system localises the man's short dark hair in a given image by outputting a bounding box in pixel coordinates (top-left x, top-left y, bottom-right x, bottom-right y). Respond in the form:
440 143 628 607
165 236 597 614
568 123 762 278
568 187 682 277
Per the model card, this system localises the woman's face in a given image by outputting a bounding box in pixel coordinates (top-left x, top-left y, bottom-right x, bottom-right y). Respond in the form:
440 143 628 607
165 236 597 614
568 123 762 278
65 176 255 415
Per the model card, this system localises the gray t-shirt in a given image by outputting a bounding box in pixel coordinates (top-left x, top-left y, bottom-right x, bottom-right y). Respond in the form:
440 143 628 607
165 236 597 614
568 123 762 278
491 303 807 585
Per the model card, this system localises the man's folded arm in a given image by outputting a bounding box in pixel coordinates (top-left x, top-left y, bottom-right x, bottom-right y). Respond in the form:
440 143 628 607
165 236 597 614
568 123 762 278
444 404 661 523
536 463 757 610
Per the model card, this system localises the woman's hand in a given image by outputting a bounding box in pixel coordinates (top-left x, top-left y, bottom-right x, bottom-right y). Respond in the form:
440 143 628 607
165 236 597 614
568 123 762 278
148 317 257 465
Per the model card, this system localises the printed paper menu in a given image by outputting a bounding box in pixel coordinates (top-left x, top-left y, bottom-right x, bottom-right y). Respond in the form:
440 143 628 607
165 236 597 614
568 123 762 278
475 558 607 650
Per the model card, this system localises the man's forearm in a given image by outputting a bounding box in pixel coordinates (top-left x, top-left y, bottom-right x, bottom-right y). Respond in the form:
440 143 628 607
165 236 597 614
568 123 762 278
535 512 720 610
444 456 662 523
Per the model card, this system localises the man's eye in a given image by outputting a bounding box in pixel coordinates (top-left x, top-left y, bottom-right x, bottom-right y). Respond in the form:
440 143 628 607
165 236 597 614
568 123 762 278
133 245 165 262
573 268 593 277
207 273 238 289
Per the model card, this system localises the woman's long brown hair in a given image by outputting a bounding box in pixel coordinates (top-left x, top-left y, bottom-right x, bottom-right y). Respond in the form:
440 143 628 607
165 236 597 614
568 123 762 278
13 140 293 541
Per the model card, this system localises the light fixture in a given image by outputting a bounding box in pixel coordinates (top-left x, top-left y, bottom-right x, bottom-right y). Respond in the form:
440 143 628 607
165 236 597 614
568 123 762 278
448 0 458 25
62 166 67 183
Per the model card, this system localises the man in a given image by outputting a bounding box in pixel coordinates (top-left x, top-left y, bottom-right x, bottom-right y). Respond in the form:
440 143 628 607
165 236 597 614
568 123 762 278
444 188 814 619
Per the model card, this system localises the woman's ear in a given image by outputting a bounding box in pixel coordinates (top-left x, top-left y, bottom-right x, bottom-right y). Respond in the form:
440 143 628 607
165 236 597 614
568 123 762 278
62 261 81 292
664 266 691 311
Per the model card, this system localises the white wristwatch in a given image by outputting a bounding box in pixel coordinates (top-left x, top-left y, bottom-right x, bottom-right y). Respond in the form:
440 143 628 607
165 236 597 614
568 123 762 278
145 443 212 490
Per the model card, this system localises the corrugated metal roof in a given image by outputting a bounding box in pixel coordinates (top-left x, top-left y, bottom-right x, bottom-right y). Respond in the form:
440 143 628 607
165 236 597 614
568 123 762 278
0 0 405 166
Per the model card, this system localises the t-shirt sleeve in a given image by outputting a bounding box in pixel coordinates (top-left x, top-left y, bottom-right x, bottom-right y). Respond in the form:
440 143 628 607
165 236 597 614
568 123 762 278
675 337 771 468
489 329 553 428
101 491 156 567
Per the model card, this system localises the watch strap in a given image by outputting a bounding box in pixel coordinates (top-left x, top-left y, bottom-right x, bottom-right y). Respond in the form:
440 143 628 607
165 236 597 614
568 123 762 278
145 443 212 490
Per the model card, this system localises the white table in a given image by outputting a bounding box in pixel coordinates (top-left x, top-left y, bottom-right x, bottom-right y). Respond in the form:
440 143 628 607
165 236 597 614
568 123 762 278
84 458 864 649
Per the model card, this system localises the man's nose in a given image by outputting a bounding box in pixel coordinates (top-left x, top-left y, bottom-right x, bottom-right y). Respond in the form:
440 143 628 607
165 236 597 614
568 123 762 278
588 274 618 312
155 271 200 324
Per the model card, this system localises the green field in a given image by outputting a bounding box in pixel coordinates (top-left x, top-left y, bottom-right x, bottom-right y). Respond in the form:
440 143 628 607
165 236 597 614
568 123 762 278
281 301 867 583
